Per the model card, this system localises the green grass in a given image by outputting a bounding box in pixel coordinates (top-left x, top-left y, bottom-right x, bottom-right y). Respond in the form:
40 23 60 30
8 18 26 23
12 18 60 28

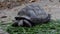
1 20 60 34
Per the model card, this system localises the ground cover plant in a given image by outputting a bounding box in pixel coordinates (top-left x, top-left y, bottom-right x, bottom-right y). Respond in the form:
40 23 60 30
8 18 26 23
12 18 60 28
0 20 60 34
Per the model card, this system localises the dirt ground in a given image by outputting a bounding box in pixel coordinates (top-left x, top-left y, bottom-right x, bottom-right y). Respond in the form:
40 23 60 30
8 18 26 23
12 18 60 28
0 0 60 22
